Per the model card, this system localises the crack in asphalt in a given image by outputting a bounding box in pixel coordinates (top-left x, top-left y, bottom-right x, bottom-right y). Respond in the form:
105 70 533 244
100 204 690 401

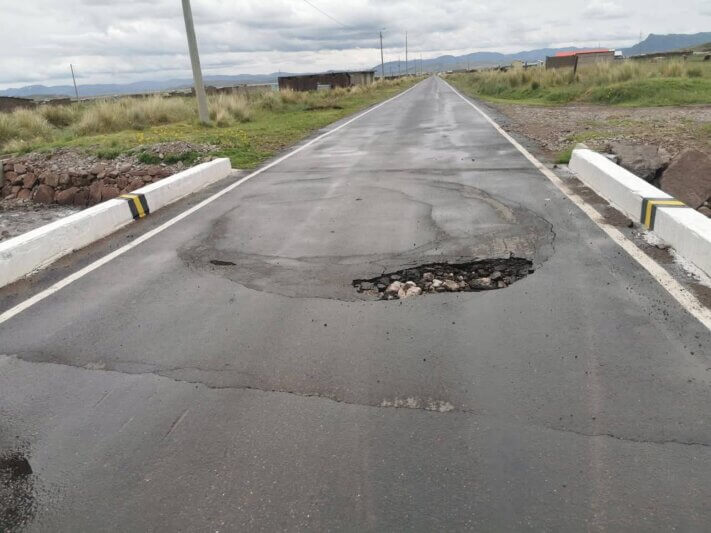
3 353 709 449
542 425 711 448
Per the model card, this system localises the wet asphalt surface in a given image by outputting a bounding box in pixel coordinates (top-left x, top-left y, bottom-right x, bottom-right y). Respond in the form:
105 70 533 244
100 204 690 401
1 76 710 531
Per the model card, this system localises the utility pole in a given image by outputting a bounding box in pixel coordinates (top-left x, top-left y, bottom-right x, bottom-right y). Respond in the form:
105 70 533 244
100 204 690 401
398 57 401 76
405 32 408 75
380 31 385 79
69 64 80 101
181 0 209 124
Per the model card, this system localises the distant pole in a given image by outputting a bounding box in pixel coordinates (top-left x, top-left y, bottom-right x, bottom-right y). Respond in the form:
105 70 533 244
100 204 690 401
405 32 408 75
181 0 209 124
380 31 385 79
69 64 80 101
398 57 401 76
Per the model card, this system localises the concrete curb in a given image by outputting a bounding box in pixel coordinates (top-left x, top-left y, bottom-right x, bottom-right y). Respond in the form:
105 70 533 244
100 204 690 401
570 146 711 276
0 158 232 288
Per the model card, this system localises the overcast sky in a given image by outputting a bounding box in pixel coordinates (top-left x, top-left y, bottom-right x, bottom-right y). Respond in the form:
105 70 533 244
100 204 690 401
1 0 710 89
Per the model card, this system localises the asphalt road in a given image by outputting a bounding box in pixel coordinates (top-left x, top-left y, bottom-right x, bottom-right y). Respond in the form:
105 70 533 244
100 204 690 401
1 76 710 531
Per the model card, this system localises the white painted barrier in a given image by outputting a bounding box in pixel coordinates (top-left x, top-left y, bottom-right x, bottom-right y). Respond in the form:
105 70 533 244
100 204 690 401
570 146 711 276
136 158 232 212
0 158 232 288
0 199 133 288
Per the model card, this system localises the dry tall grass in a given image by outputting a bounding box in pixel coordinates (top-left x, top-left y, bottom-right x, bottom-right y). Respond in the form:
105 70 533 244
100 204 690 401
0 77 413 152
448 59 711 105
74 96 195 135
468 59 710 91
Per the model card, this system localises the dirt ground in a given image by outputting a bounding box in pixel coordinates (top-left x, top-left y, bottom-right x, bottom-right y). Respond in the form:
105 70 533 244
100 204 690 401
491 103 711 160
0 202 80 242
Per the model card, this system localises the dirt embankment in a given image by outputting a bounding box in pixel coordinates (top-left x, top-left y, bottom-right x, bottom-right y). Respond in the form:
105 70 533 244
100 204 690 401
492 103 711 216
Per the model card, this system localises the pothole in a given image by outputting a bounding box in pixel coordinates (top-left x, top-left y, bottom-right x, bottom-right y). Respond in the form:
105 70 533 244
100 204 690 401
353 257 534 300
210 259 237 266
180 179 555 300
0 450 35 532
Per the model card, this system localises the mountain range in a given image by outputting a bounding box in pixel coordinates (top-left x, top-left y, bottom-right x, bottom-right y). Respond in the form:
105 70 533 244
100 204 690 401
377 32 711 75
0 74 284 99
2 32 710 99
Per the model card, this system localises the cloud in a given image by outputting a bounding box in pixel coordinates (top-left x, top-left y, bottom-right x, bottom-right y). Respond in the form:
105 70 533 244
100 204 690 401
0 0 710 88
583 0 628 19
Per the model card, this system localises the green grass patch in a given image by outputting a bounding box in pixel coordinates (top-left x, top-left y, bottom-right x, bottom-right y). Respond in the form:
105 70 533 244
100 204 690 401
96 147 123 160
554 147 573 164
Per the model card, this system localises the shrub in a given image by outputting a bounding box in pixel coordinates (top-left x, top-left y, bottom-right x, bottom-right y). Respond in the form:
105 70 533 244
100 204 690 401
0 113 13 145
137 151 162 164
74 96 195 135
279 89 306 104
39 104 80 127
688 67 703 78
2 138 32 154
13 108 54 138
331 86 348 98
96 148 122 159
164 151 200 165
210 93 253 122
211 108 233 127
660 60 684 77
257 90 284 111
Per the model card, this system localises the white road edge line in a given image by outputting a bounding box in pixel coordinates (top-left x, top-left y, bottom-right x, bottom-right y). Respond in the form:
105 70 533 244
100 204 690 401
441 77 711 331
0 81 422 326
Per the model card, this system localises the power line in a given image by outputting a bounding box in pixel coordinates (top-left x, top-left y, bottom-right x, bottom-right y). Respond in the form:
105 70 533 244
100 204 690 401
299 0 349 28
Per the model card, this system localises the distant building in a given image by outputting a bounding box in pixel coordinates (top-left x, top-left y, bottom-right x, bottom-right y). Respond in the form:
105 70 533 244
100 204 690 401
0 96 35 113
511 60 525 69
546 49 615 69
278 71 375 92
629 50 692 61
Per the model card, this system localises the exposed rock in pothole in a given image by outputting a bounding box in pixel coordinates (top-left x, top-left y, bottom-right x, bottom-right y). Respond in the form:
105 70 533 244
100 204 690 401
353 257 534 300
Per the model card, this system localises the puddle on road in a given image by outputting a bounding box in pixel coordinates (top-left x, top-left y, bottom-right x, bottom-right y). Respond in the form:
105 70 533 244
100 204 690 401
353 257 534 300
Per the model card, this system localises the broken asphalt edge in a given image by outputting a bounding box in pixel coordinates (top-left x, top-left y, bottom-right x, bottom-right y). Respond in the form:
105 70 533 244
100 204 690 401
0 158 233 288
570 145 711 278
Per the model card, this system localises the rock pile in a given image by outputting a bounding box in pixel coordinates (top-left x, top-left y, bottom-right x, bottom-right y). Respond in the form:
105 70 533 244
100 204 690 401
603 145 711 218
658 149 711 215
354 258 534 300
1 142 214 208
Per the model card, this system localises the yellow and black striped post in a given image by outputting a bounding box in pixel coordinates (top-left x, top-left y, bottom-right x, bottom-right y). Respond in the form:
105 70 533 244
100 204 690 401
120 193 150 220
640 198 685 230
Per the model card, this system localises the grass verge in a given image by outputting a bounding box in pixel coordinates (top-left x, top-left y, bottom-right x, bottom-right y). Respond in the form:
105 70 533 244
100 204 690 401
445 59 711 107
1 78 422 168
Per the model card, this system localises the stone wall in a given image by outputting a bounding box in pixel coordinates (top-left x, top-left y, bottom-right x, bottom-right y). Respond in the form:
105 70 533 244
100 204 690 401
1 144 212 207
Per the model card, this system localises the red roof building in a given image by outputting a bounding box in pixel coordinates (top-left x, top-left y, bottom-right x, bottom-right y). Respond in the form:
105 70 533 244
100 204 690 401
555 49 612 57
